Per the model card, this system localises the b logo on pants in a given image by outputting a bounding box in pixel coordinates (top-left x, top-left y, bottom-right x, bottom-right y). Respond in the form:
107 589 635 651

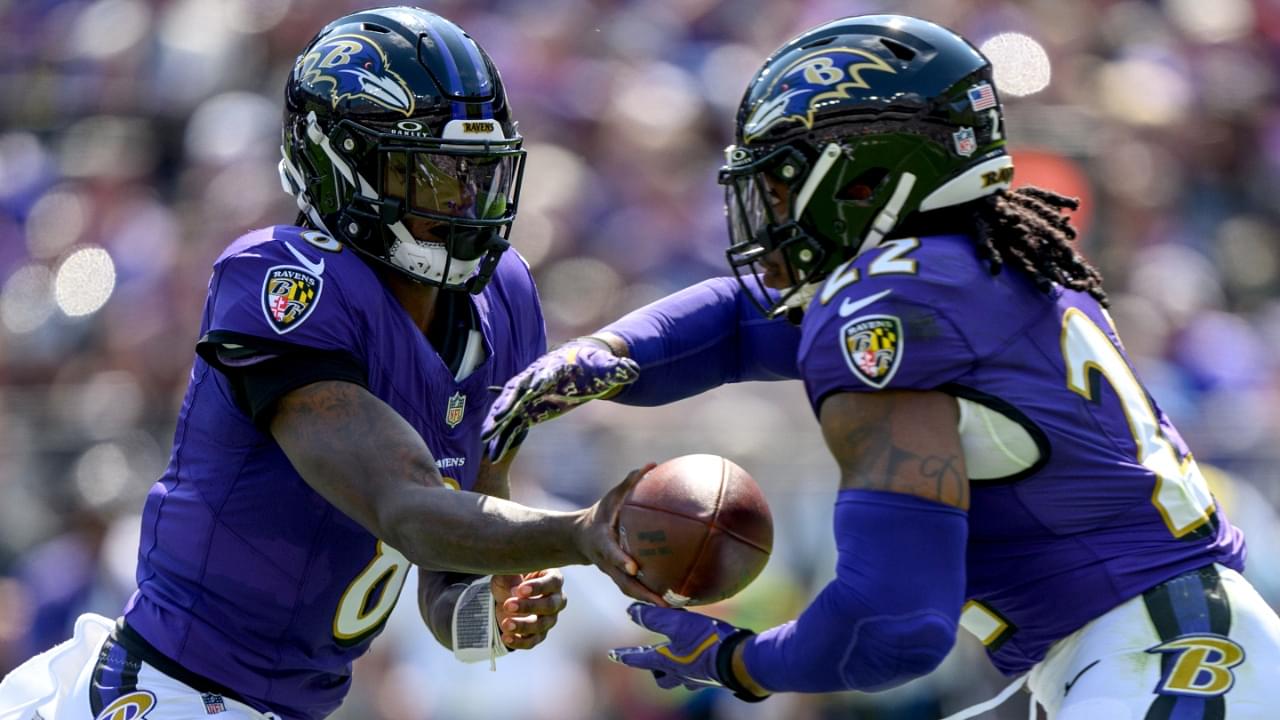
95 690 156 720
1147 634 1245 697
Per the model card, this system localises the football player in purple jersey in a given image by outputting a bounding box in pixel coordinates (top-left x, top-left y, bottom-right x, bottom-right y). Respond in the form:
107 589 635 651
0 8 661 720
484 15 1280 718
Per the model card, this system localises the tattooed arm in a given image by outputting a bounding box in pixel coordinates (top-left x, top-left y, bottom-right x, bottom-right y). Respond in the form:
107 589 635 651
817 389 968 509
723 389 970 694
270 380 660 603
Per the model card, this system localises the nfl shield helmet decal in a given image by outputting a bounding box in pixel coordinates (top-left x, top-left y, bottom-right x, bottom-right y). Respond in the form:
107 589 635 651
445 391 466 427
840 314 903 388
953 126 977 157
261 265 323 334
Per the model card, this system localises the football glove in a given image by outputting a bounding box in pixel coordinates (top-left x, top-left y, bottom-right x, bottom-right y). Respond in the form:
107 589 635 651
608 603 768 701
482 338 639 461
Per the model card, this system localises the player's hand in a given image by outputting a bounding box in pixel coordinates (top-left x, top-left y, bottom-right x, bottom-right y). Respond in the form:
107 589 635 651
609 603 764 699
576 464 668 607
482 339 640 461
490 569 566 650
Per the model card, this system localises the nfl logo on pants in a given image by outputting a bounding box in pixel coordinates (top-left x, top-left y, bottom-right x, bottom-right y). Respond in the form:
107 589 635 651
201 693 226 714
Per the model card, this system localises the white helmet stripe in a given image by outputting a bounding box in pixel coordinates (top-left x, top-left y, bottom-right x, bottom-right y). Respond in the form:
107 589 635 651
860 171 917 252
305 111 379 198
793 143 842 219
918 156 1014 212
278 154 338 240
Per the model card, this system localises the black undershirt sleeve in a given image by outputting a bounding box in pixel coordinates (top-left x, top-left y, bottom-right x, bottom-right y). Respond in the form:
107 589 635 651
196 330 368 429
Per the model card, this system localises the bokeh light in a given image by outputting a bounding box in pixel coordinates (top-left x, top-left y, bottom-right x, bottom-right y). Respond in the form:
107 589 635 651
0 264 56 334
223 0 294 34
1097 57 1192 126
1164 0 1255 43
539 258 623 329
981 33 1052 97
73 442 132 510
0 133 50 200
67 0 151 60
54 246 116 318
25 187 88 260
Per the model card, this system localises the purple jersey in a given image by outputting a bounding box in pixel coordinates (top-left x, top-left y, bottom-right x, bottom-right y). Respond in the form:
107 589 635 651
798 234 1244 674
123 225 546 719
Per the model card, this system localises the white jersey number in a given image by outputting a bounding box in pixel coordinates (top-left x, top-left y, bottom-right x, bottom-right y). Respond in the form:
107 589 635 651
818 238 920 305
331 477 460 643
333 541 411 643
1060 308 1214 537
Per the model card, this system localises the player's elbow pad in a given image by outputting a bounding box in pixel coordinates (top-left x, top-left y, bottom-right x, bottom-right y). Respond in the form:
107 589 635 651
835 601 957 690
742 490 967 693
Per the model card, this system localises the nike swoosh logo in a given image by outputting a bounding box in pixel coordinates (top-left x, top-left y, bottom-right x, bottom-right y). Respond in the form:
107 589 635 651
284 241 325 276
838 289 892 318
1063 659 1100 696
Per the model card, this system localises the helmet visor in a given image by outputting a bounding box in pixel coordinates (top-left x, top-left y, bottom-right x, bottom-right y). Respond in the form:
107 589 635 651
384 151 519 221
725 175 786 255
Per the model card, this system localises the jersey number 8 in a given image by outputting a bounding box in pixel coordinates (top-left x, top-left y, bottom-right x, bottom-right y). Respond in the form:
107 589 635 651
331 477 462 644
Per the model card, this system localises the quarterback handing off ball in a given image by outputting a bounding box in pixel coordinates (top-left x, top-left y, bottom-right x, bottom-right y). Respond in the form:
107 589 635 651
618 454 772 607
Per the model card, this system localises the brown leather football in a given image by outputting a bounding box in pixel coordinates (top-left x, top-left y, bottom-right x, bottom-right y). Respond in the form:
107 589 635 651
617 454 772 607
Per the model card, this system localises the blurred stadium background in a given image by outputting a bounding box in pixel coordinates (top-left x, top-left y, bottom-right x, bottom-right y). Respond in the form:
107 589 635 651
2 0 1280 718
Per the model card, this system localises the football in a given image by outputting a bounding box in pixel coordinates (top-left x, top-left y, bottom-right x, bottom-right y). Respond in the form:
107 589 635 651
617 454 773 607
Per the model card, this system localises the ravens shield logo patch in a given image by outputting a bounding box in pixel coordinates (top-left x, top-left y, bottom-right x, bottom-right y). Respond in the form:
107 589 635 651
261 265 322 334
840 314 903 388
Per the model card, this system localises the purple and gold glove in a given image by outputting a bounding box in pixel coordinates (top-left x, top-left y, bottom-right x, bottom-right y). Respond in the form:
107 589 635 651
482 338 639 461
608 603 768 701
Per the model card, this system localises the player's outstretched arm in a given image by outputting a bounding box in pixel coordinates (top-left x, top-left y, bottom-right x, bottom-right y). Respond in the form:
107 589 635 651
733 389 970 693
482 337 641 460
418 452 569 652
270 379 663 604
610 389 970 697
482 277 801 461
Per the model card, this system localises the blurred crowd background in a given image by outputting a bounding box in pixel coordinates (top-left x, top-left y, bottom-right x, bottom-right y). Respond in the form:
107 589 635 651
2 0 1280 718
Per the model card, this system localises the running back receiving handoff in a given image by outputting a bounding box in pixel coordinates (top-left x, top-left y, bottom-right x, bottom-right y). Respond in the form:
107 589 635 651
483 14 1280 719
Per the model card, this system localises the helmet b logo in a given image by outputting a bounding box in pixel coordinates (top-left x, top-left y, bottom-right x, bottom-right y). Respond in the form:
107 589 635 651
297 33 415 116
743 48 897 142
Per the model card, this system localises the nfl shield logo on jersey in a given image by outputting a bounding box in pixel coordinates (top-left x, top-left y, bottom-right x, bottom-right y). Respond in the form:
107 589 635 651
261 265 322 334
446 392 466 427
840 315 903 388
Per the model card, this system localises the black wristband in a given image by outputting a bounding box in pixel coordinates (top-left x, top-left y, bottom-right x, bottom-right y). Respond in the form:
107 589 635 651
715 629 770 703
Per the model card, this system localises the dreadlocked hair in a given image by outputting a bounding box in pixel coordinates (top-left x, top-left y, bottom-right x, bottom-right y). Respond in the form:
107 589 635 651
968 186 1108 307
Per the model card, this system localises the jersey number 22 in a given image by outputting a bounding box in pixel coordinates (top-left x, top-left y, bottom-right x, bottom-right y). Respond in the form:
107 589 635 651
1061 308 1215 537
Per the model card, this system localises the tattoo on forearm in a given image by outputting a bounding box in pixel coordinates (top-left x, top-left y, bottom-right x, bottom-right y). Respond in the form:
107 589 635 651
919 453 968 508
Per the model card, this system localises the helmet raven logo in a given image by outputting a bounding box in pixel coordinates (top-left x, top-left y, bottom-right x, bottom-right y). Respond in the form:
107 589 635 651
298 33 415 116
743 48 896 143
